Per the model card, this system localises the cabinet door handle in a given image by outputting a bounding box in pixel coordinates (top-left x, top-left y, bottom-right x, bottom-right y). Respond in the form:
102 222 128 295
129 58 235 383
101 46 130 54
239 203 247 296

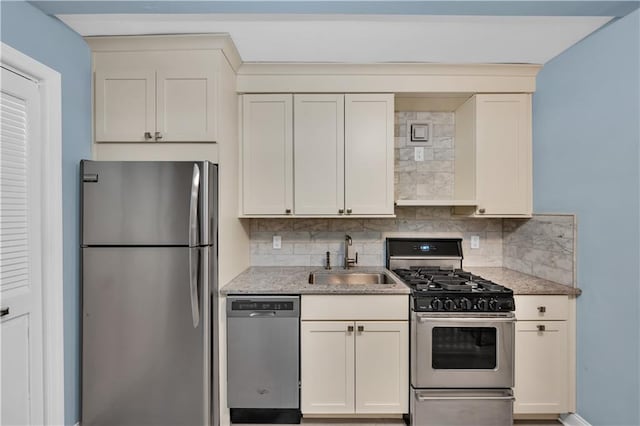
1 307 9 318
144 132 153 140
478 208 486 214
347 325 354 332
357 325 364 332
346 208 352 214
155 131 163 141
538 306 546 313
338 209 344 214
537 324 546 332
285 208 292 214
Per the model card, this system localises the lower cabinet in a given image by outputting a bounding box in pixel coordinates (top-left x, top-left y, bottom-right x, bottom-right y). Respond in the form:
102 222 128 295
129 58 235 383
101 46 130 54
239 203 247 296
301 320 408 415
300 295 409 416
514 295 571 414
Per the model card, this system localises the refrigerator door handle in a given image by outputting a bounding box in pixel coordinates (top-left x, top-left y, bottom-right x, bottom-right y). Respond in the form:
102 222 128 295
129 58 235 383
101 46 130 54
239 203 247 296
189 163 200 248
189 247 200 328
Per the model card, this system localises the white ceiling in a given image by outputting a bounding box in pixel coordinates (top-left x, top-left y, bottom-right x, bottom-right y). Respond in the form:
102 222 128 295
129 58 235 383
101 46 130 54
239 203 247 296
58 14 613 64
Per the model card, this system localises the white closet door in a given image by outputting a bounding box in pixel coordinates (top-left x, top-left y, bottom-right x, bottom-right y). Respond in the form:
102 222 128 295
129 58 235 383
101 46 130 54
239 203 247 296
1 67 44 425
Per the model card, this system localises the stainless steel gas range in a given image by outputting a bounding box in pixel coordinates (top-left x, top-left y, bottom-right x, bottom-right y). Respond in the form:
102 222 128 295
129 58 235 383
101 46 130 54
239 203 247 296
386 238 516 426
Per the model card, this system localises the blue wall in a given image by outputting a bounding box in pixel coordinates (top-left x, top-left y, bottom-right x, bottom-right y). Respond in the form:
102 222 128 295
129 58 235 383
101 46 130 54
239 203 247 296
533 10 640 426
0 2 91 424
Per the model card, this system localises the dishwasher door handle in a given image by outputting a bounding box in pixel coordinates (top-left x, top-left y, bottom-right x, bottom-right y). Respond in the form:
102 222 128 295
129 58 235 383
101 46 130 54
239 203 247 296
248 311 277 317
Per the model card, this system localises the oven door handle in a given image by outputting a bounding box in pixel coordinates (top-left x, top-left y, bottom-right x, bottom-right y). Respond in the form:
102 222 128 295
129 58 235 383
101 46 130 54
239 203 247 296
415 391 514 402
416 314 515 323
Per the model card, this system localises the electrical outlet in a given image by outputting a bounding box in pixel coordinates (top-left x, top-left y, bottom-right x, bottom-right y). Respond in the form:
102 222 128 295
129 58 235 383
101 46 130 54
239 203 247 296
470 235 480 249
272 235 282 249
414 147 425 162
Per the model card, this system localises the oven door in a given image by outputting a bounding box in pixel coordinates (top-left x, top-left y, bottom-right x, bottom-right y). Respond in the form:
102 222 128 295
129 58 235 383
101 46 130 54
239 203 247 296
411 312 514 389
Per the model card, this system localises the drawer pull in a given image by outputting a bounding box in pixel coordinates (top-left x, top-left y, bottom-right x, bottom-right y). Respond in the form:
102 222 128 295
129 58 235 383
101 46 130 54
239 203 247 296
538 306 546 313
347 325 354 332
537 325 546 332
357 325 364 332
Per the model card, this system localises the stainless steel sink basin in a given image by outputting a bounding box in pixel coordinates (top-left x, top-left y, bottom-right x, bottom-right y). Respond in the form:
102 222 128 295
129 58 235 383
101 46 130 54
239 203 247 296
308 272 395 285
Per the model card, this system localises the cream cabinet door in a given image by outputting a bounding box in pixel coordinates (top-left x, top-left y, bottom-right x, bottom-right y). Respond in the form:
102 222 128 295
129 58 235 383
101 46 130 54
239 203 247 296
294 94 345 215
344 94 394 215
301 321 355 414
355 321 408 414
241 94 293 215
94 52 155 142
514 320 569 414
475 94 532 216
156 51 218 142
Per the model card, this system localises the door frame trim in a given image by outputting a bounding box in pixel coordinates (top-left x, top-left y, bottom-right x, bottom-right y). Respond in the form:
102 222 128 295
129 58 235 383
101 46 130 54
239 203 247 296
1 42 64 425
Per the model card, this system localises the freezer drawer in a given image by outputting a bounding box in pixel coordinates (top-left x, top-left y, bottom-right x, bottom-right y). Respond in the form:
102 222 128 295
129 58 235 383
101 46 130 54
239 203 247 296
227 296 300 410
81 160 216 246
410 388 514 426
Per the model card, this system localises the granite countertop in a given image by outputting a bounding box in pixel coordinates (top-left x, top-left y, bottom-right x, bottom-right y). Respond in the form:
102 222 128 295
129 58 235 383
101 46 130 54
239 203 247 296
465 267 582 296
220 266 411 295
221 266 581 297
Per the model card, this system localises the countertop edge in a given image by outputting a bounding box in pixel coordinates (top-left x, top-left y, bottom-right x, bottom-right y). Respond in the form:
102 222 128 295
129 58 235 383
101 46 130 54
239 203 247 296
220 266 581 296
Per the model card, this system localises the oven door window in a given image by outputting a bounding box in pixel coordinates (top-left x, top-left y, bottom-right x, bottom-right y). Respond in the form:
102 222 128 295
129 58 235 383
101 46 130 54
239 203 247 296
432 327 497 369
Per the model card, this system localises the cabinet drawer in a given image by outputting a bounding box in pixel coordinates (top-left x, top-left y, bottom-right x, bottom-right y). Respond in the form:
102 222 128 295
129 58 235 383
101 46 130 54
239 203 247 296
515 320 566 333
514 295 568 321
301 295 408 321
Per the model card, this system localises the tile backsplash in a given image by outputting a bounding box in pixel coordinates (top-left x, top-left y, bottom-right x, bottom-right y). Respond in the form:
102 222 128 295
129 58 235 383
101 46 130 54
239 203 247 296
502 214 576 286
249 212 578 287
250 207 503 268
395 111 455 201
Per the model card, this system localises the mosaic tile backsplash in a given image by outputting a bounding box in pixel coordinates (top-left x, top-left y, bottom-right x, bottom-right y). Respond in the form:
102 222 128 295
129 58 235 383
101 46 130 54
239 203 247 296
395 111 455 201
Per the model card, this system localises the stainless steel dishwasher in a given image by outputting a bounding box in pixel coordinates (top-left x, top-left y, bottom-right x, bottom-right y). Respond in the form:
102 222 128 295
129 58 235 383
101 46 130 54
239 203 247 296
227 295 301 424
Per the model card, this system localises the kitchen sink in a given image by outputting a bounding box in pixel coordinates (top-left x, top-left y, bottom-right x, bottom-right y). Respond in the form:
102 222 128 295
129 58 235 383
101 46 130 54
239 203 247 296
308 272 395 285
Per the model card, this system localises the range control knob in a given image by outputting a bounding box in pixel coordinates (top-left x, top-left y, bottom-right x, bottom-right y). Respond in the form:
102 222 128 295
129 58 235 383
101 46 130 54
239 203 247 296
476 298 488 311
444 299 456 311
458 297 472 311
430 298 443 311
489 298 498 311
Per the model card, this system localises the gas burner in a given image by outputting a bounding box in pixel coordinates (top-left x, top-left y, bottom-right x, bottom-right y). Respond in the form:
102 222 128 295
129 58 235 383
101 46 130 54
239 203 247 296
387 237 515 312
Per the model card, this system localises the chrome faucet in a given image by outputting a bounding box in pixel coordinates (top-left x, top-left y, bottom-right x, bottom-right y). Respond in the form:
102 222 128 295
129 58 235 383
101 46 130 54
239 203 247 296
344 234 358 269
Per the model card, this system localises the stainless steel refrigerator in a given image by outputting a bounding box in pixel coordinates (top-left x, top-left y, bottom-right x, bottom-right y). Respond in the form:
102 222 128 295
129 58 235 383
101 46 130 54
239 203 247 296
80 160 218 426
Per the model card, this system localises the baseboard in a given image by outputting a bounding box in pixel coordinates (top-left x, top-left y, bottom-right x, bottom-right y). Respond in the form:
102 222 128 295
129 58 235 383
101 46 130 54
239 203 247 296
560 413 592 426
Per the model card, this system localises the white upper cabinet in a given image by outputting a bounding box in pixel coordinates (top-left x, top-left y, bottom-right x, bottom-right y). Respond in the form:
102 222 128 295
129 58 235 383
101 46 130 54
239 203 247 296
454 94 532 217
94 52 155 142
294 94 345 215
241 94 293 215
240 93 394 217
345 94 395 216
475 94 532 216
94 50 218 143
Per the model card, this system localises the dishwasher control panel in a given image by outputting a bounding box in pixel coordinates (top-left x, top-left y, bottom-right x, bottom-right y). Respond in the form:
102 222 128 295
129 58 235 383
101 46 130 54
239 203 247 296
231 300 295 311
